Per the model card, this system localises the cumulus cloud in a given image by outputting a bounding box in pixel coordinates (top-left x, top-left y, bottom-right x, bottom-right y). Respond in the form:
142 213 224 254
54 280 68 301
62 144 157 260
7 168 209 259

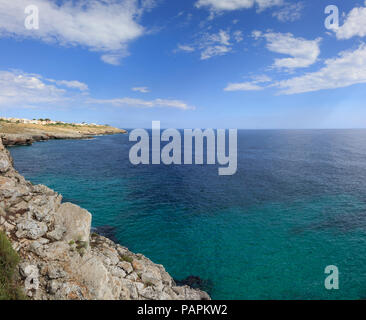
132 86 150 93
226 44 366 94
253 31 321 69
89 97 195 110
272 2 304 22
0 69 193 111
335 4 366 39
195 0 283 12
0 70 70 107
0 0 148 65
275 43 366 94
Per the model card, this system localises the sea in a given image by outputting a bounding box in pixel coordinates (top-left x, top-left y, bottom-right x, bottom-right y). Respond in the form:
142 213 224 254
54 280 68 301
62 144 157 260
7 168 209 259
8 129 366 300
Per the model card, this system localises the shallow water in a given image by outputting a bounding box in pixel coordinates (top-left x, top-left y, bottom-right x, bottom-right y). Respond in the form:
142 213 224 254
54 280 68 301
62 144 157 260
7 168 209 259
9 129 366 299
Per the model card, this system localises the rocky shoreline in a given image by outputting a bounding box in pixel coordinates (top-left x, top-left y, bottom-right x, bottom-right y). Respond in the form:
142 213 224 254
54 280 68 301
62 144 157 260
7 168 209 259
1 130 126 147
0 136 210 300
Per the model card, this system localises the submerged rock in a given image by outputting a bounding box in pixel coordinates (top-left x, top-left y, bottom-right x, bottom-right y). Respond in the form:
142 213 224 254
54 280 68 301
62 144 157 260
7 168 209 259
175 276 214 295
92 225 118 243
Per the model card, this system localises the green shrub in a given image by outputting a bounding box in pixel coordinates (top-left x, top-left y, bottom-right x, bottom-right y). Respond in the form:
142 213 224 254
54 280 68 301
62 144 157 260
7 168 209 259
120 254 133 263
0 231 26 300
76 240 88 250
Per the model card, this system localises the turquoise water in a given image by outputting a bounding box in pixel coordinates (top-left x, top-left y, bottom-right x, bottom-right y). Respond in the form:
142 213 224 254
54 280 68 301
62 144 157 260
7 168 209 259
9 130 366 299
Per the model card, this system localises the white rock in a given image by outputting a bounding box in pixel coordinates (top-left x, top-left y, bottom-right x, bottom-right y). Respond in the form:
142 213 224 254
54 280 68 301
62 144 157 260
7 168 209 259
54 202 91 243
16 218 48 240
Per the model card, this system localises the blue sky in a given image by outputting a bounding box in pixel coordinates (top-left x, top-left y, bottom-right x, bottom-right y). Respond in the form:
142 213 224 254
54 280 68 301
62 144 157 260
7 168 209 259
0 0 366 129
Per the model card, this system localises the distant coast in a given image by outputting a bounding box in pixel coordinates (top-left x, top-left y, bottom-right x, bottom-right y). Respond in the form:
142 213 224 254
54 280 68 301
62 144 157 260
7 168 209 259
0 117 127 146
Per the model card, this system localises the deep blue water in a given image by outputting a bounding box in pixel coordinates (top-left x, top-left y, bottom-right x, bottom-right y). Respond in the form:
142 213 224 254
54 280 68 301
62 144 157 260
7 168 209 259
8 130 366 299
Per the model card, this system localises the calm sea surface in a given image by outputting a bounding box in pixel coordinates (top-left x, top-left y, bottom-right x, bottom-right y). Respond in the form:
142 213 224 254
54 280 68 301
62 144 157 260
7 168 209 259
9 130 366 299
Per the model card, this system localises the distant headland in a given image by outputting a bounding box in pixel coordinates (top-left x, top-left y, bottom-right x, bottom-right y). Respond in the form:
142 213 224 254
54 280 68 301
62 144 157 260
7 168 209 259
0 117 127 146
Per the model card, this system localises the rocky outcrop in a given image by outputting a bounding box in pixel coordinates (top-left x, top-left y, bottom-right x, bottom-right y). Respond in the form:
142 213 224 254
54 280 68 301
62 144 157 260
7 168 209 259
0 138 210 300
1 134 34 146
0 127 128 147
1 132 90 147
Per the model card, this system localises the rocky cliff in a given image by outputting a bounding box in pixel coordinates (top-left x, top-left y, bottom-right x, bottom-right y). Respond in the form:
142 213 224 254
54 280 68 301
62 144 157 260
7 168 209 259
0 138 210 300
0 121 127 146
0 131 128 147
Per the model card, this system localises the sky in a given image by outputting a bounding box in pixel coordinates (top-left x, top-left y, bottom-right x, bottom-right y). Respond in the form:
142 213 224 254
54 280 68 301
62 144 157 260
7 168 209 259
0 0 366 129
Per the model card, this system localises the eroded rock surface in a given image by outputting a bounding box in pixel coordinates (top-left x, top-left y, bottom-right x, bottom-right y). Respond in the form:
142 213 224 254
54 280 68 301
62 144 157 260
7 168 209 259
0 138 210 300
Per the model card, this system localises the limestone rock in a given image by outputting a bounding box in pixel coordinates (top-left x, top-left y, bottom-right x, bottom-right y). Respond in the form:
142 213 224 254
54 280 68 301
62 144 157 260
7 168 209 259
1 134 33 146
16 218 48 240
74 255 117 300
46 225 66 241
0 152 11 173
54 202 91 243
119 261 133 274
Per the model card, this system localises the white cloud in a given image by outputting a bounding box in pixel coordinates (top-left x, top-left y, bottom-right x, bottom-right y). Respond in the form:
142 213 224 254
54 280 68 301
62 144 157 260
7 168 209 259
251 74 272 83
224 74 271 91
335 4 366 39
195 0 283 12
0 69 194 111
47 79 89 92
254 31 321 69
176 44 196 52
101 53 129 66
233 30 244 42
275 43 366 94
208 29 231 45
201 45 231 60
132 86 150 93
178 29 242 60
252 30 262 40
89 97 195 110
272 2 304 22
224 82 264 91
0 70 69 107
200 30 232 59
140 0 158 11
256 0 284 11
0 0 147 65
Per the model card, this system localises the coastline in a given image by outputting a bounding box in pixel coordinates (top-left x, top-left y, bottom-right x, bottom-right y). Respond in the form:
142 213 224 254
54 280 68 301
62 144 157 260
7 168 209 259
0 132 210 300
0 121 128 147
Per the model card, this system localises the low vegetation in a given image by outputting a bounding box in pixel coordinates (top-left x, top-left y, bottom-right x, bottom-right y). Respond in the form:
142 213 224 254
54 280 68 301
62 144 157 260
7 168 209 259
0 231 26 300
120 254 134 263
